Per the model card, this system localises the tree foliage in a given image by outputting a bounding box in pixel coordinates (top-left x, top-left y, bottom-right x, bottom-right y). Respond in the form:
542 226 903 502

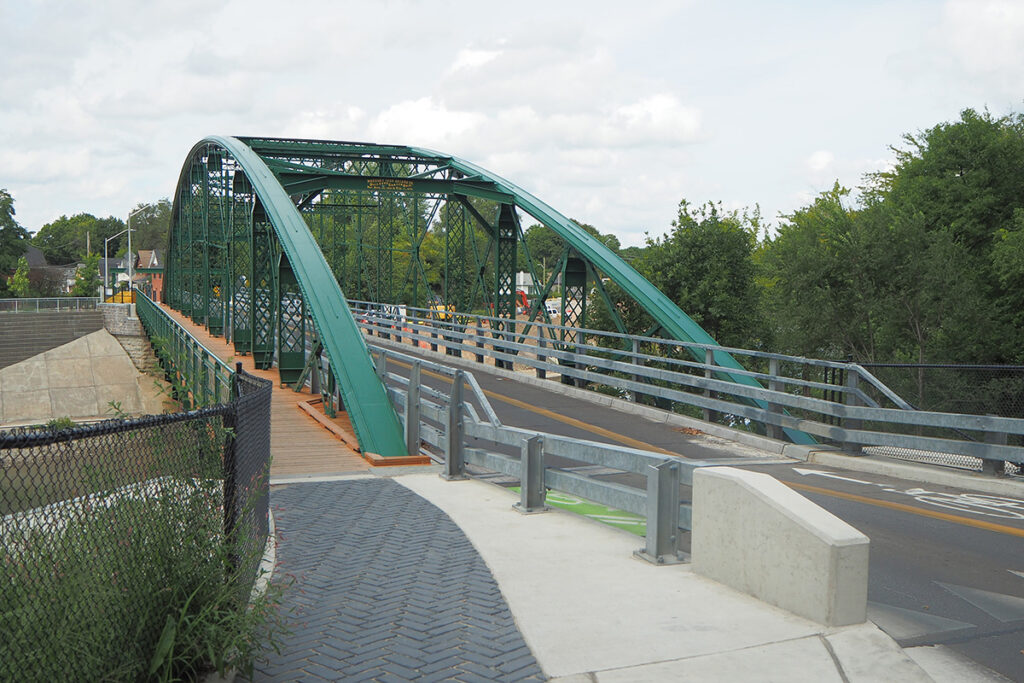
32 213 126 265
763 108 1024 364
7 256 32 297
0 189 31 297
70 254 102 298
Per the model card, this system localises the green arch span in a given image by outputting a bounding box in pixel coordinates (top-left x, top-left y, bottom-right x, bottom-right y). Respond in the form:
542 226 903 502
172 136 406 457
412 146 814 445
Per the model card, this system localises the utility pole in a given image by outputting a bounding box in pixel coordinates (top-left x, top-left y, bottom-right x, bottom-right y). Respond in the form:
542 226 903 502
86 231 90 257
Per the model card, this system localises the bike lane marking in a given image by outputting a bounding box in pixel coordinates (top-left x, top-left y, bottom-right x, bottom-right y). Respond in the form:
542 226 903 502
786 480 1024 538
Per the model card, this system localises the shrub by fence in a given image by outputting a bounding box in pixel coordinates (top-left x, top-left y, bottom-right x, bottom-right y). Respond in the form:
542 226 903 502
0 368 272 681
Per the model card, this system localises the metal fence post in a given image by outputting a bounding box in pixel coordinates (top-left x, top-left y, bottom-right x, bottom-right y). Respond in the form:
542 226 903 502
514 436 547 514
982 419 1008 475
536 327 547 379
430 328 438 352
703 348 716 423
630 338 642 403
843 369 863 454
767 358 784 440
374 351 387 383
442 370 467 480
474 319 484 363
574 329 586 388
635 460 684 565
405 361 422 457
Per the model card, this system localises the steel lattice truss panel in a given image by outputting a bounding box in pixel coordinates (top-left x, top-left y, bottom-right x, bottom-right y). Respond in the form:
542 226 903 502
166 136 807 457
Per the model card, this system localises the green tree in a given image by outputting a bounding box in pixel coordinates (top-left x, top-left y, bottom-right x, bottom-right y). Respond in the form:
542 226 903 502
70 254 102 297
32 213 126 265
0 189 30 298
640 200 766 348
7 255 32 297
129 199 172 251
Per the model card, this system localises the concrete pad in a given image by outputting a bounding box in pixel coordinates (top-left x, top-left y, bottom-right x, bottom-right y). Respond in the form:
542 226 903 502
1 358 48 392
51 386 99 418
43 335 92 360
395 473 824 678
9 389 52 422
46 357 96 388
594 635 843 683
136 376 171 414
825 623 931 682
85 330 126 357
90 355 142 385
905 645 1011 682
692 467 869 627
95 383 141 415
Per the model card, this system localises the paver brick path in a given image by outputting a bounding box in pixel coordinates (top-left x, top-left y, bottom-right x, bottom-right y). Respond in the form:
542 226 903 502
245 479 546 682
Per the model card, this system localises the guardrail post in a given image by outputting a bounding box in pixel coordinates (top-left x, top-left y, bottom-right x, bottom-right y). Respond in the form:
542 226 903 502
536 327 547 379
374 351 387 383
430 328 438 352
574 329 586 388
630 338 642 403
405 361 422 456
982 420 1007 475
514 435 548 514
442 370 467 480
703 349 717 423
767 358 784 440
843 370 863 454
635 460 684 565
474 318 484 363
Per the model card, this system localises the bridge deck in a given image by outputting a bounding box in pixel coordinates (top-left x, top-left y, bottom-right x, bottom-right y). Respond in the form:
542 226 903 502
158 304 368 476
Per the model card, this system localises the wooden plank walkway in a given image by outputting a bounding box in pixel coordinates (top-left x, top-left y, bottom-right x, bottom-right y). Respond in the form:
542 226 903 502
158 304 369 477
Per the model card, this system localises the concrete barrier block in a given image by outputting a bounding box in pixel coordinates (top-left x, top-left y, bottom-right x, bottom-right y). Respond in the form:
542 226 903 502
692 466 869 627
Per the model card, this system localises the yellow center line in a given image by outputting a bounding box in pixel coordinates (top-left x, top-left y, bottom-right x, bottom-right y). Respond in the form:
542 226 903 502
387 356 1024 538
786 480 1024 538
389 357 678 455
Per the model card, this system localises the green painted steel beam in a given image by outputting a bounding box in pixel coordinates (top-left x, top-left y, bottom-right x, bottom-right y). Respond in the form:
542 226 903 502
188 136 406 457
412 146 815 445
271 170 515 204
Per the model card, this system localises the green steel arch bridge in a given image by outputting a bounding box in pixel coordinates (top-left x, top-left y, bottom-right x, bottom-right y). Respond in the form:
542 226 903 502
166 136 802 458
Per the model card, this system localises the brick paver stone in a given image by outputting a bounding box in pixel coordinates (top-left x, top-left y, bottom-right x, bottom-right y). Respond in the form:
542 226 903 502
242 479 546 682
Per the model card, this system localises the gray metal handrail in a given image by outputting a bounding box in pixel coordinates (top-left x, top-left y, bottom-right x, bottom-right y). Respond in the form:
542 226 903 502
0 297 101 313
368 344 700 563
356 304 1024 467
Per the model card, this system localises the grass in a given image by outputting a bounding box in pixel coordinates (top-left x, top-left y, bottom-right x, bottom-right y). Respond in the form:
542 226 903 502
0 417 286 682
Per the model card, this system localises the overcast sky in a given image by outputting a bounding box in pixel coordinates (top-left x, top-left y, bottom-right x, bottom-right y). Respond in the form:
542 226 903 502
2 0 1022 246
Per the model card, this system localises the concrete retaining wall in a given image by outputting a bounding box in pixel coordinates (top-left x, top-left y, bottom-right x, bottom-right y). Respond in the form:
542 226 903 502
691 466 869 627
0 310 105 370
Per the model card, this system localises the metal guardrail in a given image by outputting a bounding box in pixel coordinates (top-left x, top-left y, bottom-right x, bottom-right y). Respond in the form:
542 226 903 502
136 292 234 408
369 344 703 563
0 297 100 312
352 301 1024 472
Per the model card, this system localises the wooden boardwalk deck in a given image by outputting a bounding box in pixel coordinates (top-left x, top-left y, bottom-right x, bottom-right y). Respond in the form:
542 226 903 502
158 304 369 477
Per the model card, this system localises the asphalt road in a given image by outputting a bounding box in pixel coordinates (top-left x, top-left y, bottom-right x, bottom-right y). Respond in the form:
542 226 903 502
373 343 1024 680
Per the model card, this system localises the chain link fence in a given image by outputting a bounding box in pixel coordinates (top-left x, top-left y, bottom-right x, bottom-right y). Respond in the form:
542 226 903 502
0 368 271 681
858 363 1023 475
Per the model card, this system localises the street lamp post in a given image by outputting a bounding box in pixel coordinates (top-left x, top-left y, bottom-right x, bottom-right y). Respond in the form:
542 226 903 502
103 227 130 297
126 205 151 296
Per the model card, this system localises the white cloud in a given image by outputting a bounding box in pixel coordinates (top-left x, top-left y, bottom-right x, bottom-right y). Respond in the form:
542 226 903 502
806 150 834 173
448 48 502 74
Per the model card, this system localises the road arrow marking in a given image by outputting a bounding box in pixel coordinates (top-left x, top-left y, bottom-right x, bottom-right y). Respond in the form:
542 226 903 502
1011 570 1024 580
792 468 876 485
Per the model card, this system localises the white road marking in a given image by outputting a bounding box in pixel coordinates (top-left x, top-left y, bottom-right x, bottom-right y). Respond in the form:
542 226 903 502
792 468 876 485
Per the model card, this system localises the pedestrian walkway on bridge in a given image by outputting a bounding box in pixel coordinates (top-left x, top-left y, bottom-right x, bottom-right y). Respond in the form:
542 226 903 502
158 305 990 682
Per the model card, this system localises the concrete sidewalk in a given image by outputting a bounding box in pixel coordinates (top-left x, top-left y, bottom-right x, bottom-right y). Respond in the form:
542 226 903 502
255 469 1007 682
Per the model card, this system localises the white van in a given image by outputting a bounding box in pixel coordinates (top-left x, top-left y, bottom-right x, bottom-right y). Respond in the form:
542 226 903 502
544 299 561 316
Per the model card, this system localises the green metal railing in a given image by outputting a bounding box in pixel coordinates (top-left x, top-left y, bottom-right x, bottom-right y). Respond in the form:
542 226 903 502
136 292 234 408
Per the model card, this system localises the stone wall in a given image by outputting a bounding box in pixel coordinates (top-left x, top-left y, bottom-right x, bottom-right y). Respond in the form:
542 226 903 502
99 304 160 374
